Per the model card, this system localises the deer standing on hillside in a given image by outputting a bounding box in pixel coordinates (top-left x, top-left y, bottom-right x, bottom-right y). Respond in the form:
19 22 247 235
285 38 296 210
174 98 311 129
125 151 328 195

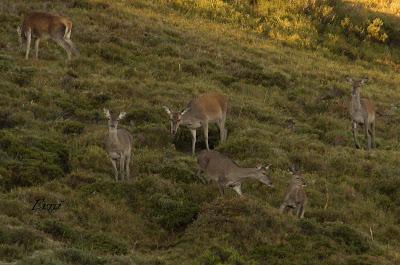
104 109 133 181
279 168 307 219
163 92 228 155
348 77 376 150
197 150 273 196
17 12 80 60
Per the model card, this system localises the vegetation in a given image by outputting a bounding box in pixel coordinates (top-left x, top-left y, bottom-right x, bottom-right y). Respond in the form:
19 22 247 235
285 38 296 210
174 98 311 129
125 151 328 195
0 0 400 264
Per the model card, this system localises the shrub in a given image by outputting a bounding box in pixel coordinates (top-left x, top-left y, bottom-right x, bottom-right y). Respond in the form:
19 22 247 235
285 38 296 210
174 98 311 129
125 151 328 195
0 244 21 262
12 67 36 87
38 219 78 242
367 18 388 43
0 130 69 190
57 248 106 265
60 120 85 135
145 192 199 231
83 232 129 255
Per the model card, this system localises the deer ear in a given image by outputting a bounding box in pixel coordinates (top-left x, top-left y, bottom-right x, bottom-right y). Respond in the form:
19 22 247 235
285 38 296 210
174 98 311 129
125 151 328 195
163 106 171 115
118 112 127 120
181 108 190 115
346 77 353 83
103 108 111 119
265 164 271 170
256 164 263 170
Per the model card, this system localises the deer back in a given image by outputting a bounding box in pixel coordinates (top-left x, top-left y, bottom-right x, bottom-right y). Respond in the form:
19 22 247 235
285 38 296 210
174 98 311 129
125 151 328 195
185 93 228 122
197 150 237 181
22 12 70 38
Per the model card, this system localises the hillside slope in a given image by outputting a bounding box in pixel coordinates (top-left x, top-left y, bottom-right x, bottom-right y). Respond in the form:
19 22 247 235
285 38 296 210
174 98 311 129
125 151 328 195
0 0 400 264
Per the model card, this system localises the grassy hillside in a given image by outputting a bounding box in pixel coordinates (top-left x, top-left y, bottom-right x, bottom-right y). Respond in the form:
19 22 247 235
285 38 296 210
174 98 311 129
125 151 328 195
1 0 400 264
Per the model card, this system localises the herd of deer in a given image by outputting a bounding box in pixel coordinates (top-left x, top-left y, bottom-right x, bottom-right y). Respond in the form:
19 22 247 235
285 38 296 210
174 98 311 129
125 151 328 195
17 12 377 219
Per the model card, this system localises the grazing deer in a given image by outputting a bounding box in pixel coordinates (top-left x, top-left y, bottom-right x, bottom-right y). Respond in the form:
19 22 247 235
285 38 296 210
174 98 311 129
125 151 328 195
163 92 228 155
17 12 80 60
279 168 307 219
197 150 273 196
348 77 376 150
104 109 133 181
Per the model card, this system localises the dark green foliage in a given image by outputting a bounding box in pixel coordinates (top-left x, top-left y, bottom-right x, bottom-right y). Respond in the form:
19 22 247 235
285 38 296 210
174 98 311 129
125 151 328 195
57 248 106 265
0 226 44 253
0 244 22 261
38 219 79 242
144 191 199 231
83 232 129 255
60 120 85 135
16 256 64 265
12 67 36 87
0 130 69 190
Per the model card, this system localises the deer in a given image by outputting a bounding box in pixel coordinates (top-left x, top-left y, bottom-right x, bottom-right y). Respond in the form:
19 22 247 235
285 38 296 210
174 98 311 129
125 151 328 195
348 77 376 150
197 150 273 196
279 167 307 219
17 12 80 60
103 109 133 181
163 92 228 155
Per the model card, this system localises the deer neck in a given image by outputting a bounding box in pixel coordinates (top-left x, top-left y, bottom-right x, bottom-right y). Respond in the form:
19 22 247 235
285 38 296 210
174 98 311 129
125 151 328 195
351 90 362 111
181 110 201 128
108 128 120 144
231 167 258 180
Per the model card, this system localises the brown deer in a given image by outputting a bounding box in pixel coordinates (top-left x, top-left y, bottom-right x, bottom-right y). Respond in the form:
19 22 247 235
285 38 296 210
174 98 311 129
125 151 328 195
197 150 273 196
104 109 133 181
163 92 228 155
279 168 307 219
17 12 80 60
348 77 376 150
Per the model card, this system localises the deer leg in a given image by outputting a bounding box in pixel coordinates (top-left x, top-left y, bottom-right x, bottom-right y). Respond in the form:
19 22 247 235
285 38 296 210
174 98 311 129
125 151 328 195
218 119 227 143
65 38 80 56
352 122 360 149
203 122 209 150
296 204 302 218
232 184 243 197
190 129 196 155
364 121 371 150
370 121 376 148
34 38 40 59
125 152 131 180
25 29 31 59
54 37 72 60
119 155 125 181
217 181 225 196
299 205 305 219
110 158 118 181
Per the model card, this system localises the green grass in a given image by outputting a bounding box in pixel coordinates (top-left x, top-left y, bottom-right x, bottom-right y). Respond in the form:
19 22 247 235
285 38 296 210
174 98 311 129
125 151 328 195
0 0 400 264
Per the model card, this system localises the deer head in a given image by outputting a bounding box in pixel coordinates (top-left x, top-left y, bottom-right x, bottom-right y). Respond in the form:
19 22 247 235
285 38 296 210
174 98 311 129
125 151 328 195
104 108 126 130
163 106 190 135
254 164 273 187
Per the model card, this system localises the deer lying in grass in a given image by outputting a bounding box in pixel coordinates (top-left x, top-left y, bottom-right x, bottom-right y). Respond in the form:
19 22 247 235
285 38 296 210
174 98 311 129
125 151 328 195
163 92 228 155
104 109 133 181
17 12 80 60
348 77 376 150
197 150 273 196
279 168 307 219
